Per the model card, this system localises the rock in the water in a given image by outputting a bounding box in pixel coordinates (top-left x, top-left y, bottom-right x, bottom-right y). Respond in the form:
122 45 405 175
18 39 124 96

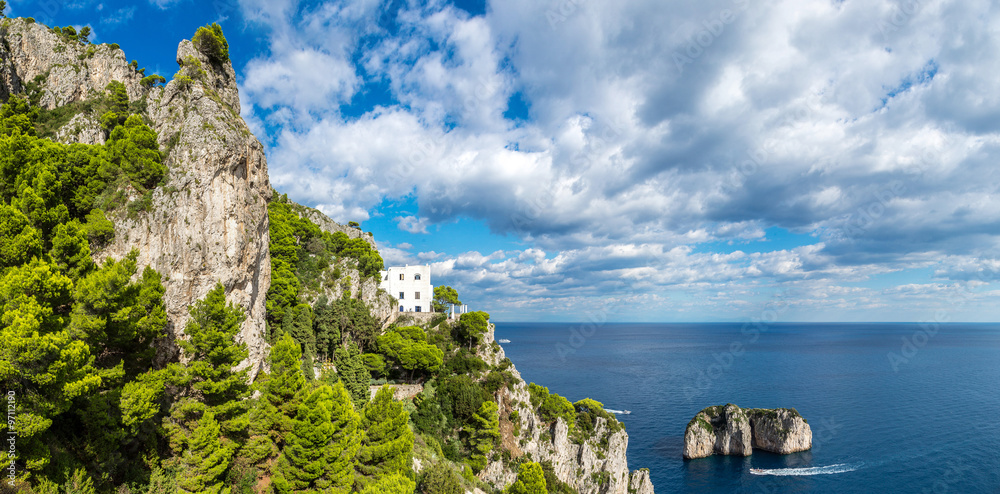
683 404 752 459
746 408 812 454
684 404 811 458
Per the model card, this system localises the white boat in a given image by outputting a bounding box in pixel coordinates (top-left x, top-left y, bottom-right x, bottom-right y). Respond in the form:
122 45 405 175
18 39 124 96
498 338 511 343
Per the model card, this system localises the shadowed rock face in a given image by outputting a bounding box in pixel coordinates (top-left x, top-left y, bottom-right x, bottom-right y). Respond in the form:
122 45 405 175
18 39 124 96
684 404 811 459
1 19 273 378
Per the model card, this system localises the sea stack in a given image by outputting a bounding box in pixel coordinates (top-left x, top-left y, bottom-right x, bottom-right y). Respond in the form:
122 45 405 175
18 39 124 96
683 404 811 459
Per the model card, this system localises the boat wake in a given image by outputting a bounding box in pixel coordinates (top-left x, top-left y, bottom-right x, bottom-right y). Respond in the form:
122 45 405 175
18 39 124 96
604 409 631 415
497 339 511 343
749 463 861 476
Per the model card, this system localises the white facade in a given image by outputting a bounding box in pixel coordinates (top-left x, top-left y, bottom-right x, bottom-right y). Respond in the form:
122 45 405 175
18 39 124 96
379 265 433 313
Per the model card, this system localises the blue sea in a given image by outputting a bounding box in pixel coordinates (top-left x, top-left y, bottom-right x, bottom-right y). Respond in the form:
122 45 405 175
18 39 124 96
493 322 1000 493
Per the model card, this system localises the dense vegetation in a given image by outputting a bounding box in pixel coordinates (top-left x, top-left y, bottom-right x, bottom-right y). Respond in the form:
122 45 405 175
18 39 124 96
0 17 632 494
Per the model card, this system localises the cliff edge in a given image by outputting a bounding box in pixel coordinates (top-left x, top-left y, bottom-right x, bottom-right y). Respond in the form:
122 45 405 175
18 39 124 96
0 18 272 376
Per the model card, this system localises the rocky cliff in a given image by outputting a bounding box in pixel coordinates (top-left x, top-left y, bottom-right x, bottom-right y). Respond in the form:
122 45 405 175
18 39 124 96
683 404 811 459
478 325 654 494
0 18 272 377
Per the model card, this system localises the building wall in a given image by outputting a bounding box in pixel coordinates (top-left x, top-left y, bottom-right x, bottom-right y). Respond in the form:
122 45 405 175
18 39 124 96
378 265 433 313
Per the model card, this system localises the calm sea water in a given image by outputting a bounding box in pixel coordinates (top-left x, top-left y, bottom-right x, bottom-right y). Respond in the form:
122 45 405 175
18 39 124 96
494 322 1000 493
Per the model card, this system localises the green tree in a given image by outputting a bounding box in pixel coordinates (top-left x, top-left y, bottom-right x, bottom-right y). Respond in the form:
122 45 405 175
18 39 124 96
507 462 547 494
359 473 415 494
335 341 371 409
432 286 460 313
78 26 91 44
193 23 230 64
48 220 95 279
272 383 360 494
98 114 165 191
376 325 443 380
244 332 306 465
0 260 100 473
468 401 499 473
0 2 7 18
454 311 489 350
418 463 463 494
356 386 414 486
100 81 130 133
165 283 250 455
140 74 167 88
0 203 43 268
177 411 235 494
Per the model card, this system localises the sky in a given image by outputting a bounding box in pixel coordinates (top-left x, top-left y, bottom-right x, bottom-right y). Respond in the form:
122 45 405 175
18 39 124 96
7 0 1000 322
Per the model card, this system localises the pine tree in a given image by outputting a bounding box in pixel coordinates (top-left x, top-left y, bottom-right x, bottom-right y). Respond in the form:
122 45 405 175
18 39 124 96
165 283 250 455
468 401 500 473
356 386 414 486
272 382 360 494
335 341 371 408
506 462 547 494
358 473 415 494
244 332 306 464
177 411 235 494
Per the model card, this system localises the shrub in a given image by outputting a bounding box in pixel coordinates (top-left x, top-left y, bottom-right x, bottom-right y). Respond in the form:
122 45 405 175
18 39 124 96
140 74 167 88
192 22 229 63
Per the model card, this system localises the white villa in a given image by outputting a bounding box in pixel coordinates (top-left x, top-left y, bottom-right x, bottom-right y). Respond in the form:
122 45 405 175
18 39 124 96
379 265 433 313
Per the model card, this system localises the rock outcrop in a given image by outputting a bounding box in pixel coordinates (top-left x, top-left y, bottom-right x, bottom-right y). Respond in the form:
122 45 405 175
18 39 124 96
746 408 813 454
683 404 811 459
683 404 752 459
1 19 273 377
478 325 654 494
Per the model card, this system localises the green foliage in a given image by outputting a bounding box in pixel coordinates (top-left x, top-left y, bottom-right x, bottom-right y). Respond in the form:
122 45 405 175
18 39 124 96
348 221 360 229
359 473 416 494
245 332 306 465
527 383 575 428
356 386 414 486
442 349 487 376
507 462 547 494
165 283 250 460
454 311 489 349
437 375 489 429
82 209 114 246
377 325 444 380
0 203 43 268
418 463 463 494
335 341 371 409
467 401 499 473
140 74 168 88
272 383 360 494
432 286 461 313
176 411 235 494
192 23 230 64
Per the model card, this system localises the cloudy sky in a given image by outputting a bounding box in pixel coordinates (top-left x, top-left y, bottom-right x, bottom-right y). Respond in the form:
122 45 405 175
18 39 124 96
11 0 1000 322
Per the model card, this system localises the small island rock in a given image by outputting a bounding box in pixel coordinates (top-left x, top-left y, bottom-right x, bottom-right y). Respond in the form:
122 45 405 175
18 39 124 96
683 404 811 459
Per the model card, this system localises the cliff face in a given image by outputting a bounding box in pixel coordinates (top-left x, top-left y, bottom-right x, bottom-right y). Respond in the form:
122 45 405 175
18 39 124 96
478 325 654 494
0 19 272 377
683 404 811 459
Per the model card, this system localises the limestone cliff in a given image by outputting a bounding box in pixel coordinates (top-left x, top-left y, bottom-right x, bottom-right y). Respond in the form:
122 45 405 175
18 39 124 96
0 19 272 377
478 325 655 494
683 404 811 459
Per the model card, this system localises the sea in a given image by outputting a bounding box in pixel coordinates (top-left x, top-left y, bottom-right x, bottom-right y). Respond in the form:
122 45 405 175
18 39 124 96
493 322 1000 493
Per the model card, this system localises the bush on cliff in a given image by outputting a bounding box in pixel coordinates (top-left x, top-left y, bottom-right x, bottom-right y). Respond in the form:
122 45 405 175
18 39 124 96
193 22 229 64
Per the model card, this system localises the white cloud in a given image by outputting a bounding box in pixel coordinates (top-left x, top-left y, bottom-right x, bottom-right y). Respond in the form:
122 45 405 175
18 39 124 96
236 0 1000 320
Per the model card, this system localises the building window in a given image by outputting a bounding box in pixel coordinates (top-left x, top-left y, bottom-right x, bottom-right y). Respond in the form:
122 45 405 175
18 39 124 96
415 306 422 312
399 273 404 280
415 292 420 300
399 292 404 300
414 274 421 280
399 306 404 312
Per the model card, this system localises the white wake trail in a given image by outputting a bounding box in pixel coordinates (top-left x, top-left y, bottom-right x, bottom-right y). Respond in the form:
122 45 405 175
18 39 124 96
749 463 862 476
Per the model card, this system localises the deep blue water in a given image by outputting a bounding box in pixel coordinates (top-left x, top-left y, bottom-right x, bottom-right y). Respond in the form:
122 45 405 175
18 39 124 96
493 322 1000 493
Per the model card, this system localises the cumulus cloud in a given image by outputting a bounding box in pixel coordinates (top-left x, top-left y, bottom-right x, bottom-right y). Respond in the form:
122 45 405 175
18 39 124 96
237 0 1000 320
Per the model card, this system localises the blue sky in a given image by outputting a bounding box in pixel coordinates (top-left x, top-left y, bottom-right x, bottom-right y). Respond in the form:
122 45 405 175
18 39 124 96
8 0 1000 322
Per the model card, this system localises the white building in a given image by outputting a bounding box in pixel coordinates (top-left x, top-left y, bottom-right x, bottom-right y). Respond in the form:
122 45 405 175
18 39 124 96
379 265 433 313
